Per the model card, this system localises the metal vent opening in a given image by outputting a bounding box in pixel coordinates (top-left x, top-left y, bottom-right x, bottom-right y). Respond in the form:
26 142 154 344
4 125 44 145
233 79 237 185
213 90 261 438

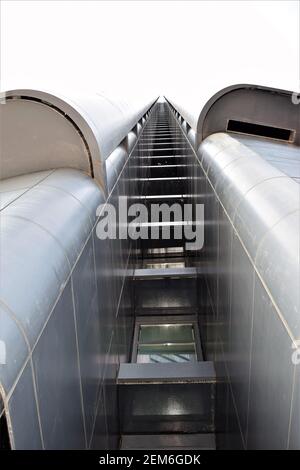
227 119 294 142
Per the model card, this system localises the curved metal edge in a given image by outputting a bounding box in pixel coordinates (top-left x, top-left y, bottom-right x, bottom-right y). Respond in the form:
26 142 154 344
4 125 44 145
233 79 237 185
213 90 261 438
1 89 157 197
1 89 105 190
166 83 295 148
197 83 293 136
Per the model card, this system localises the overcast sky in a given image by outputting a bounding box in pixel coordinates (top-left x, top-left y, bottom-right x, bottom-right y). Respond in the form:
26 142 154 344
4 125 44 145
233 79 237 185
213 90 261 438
1 0 299 101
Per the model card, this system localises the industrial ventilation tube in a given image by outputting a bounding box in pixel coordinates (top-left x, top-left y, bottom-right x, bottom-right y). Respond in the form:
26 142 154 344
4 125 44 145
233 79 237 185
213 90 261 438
0 85 299 450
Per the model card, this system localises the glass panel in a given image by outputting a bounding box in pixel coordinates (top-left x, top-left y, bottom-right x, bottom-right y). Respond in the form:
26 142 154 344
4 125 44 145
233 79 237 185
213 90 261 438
138 324 194 344
137 342 197 364
137 354 197 364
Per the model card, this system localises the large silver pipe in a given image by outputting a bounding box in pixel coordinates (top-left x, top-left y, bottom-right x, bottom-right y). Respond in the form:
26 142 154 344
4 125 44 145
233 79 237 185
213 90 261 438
166 84 300 449
0 89 156 449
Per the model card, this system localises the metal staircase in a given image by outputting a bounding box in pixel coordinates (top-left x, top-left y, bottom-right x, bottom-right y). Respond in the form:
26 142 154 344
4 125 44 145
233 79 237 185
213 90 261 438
118 101 216 450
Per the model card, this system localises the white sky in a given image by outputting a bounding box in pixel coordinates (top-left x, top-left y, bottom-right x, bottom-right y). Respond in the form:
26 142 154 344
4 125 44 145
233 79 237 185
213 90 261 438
0 0 299 100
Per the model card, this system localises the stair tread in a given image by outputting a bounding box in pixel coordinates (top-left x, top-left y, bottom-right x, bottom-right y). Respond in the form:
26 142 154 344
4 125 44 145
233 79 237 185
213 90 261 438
118 361 215 384
134 267 197 279
120 433 216 450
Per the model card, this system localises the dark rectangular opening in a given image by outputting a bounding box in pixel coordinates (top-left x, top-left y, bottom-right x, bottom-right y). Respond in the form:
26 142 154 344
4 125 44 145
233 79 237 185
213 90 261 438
0 412 11 450
227 120 294 141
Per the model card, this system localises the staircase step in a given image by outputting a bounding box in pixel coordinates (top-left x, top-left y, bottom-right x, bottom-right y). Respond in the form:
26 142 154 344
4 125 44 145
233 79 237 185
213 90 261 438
120 433 216 450
118 362 216 434
138 164 191 178
134 274 197 315
138 177 188 195
134 267 197 279
118 361 215 384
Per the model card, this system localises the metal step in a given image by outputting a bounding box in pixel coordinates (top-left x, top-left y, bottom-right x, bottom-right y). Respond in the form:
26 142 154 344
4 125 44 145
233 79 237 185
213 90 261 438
134 275 198 316
118 362 215 435
120 433 216 450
